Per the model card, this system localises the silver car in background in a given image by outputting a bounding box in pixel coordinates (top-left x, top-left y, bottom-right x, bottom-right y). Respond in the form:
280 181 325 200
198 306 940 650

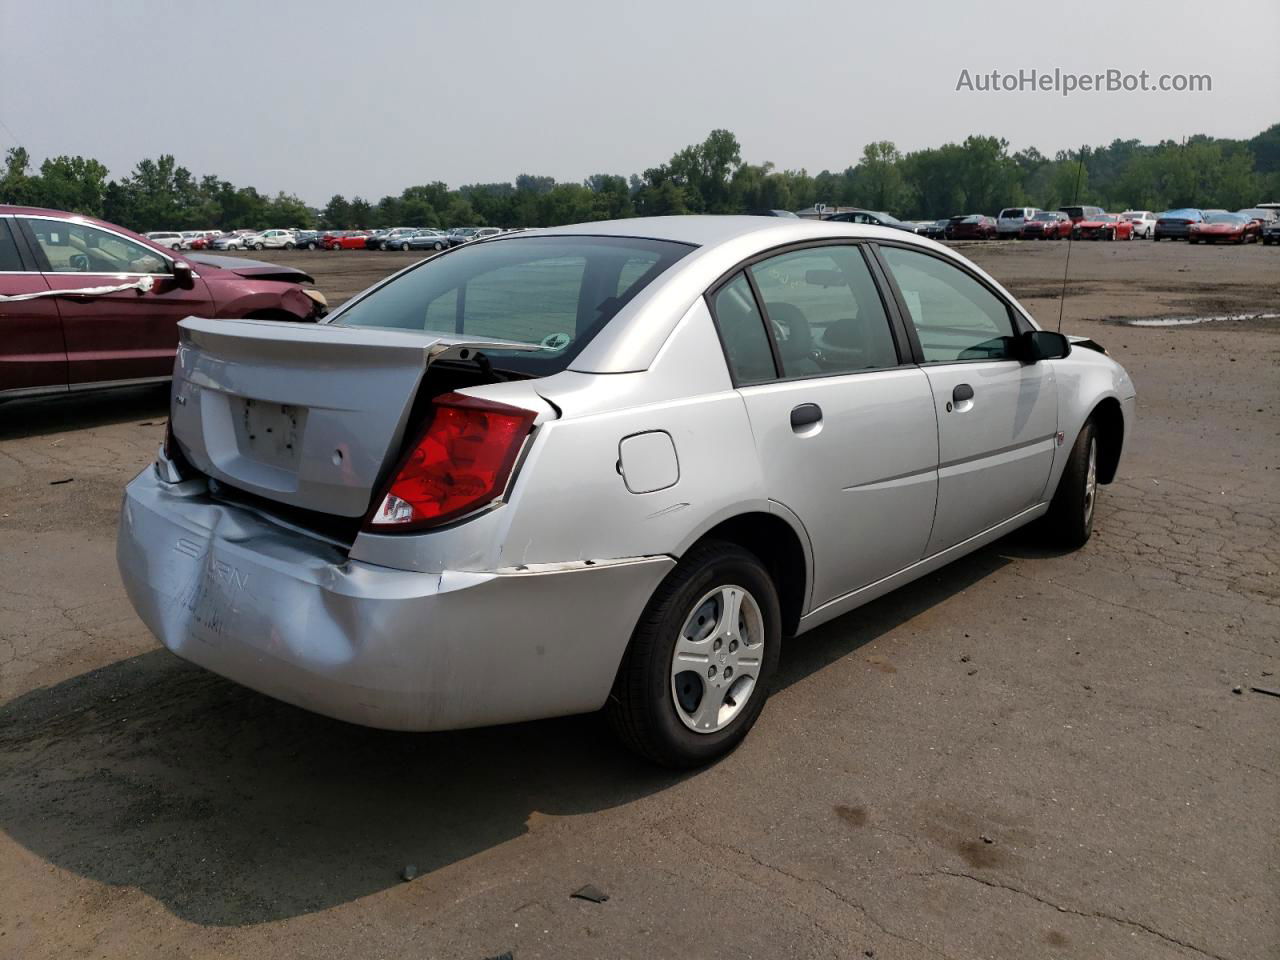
996 206 1040 238
117 216 1136 766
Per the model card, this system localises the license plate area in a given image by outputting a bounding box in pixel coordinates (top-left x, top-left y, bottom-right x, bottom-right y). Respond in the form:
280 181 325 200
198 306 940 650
231 398 305 471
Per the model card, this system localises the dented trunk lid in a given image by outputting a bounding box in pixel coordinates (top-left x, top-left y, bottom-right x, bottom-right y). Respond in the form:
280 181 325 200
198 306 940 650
170 316 540 517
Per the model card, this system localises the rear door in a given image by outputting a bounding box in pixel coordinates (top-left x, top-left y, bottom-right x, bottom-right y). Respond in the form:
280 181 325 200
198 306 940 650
18 216 216 386
876 244 1057 554
0 217 68 395
710 242 939 608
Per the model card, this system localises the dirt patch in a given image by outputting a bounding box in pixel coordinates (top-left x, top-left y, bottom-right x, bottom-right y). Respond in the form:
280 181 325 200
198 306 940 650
834 805 868 827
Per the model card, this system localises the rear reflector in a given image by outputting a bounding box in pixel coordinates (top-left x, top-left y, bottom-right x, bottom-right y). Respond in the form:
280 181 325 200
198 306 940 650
365 393 537 532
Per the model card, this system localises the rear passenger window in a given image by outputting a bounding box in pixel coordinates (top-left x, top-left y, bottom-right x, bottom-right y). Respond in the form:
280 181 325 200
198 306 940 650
709 273 776 384
879 246 1016 362
748 245 899 377
0 221 23 271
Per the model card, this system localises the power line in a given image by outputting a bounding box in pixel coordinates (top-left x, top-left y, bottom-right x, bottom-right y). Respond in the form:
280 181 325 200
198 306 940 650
0 114 26 151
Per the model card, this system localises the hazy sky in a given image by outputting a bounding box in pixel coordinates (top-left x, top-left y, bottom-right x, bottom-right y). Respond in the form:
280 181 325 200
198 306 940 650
3 0 1276 205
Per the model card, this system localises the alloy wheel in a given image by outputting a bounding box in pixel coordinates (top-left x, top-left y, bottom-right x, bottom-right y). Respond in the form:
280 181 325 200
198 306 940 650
1083 437 1098 528
671 585 765 733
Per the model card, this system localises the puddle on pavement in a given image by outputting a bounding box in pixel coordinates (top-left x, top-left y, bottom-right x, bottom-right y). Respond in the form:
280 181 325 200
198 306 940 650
1104 312 1280 327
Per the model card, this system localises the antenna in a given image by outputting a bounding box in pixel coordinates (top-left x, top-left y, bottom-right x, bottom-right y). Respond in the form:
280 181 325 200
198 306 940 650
1057 144 1087 333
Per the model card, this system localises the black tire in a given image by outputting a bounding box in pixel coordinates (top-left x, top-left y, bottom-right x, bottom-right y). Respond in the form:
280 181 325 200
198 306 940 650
306 241 318 250
607 541 782 768
1043 421 1098 549
433 241 443 251
400 242 410 251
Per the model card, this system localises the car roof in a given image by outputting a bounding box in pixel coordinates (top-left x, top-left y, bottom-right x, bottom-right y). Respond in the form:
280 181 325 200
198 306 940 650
488 215 1018 374
524 215 930 247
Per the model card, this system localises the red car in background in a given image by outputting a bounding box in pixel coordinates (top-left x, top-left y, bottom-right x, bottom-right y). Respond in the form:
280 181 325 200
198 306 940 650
322 230 371 250
1073 213 1134 241
1020 211 1072 239
944 214 997 240
1188 212 1261 244
0 205 327 400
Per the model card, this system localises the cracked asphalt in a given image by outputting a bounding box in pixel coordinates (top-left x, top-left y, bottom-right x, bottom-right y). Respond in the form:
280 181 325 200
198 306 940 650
0 242 1276 959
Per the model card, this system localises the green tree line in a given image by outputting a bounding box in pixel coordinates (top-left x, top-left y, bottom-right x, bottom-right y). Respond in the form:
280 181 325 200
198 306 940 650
2 123 1276 232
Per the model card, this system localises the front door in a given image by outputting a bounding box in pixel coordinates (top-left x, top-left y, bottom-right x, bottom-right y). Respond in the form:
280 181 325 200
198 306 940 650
877 244 1057 554
18 216 215 386
707 244 939 609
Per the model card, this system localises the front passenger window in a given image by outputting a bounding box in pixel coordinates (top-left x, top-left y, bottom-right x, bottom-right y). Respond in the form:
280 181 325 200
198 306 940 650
23 219 169 275
879 246 1016 362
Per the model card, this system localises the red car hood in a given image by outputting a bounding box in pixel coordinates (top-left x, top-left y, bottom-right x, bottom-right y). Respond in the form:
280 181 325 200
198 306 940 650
1192 223 1240 233
187 253 314 284
1076 220 1111 229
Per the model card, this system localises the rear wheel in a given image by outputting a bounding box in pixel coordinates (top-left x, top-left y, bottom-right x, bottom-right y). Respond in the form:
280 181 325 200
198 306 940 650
400 242 410 251
433 241 443 250
608 542 781 767
1043 421 1098 549
284 241 295 249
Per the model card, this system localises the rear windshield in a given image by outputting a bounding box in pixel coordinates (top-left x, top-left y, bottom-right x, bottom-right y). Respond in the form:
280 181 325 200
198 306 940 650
329 235 694 375
998 209 1026 218
1032 212 1056 221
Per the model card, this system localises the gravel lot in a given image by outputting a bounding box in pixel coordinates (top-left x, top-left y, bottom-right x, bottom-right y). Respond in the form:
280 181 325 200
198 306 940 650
1 240 1276 959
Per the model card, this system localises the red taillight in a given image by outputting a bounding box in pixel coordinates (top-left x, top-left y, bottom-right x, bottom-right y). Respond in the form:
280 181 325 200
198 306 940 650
366 393 537 532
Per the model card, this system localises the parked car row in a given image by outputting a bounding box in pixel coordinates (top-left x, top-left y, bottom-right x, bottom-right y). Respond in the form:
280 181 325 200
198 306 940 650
139 203 1280 256
824 204 1277 246
143 226 516 255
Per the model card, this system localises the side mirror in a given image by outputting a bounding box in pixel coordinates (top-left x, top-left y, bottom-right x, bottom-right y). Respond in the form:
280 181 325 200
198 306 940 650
172 261 195 290
1017 330 1070 362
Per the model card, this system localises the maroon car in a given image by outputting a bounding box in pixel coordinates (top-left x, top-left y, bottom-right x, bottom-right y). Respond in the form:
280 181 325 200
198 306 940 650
944 215 997 240
0 206 327 399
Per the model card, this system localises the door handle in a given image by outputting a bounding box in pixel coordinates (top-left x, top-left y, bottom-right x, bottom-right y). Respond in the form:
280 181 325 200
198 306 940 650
952 383 974 402
790 403 823 431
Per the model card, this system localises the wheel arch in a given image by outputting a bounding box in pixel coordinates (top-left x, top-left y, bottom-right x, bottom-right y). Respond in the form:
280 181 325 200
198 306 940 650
1090 396 1125 484
681 508 811 638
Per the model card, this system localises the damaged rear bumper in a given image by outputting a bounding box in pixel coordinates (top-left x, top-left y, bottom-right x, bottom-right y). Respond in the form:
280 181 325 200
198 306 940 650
117 467 673 731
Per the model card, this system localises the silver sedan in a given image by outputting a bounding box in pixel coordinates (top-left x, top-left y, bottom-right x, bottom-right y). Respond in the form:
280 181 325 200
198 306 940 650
117 216 1136 766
